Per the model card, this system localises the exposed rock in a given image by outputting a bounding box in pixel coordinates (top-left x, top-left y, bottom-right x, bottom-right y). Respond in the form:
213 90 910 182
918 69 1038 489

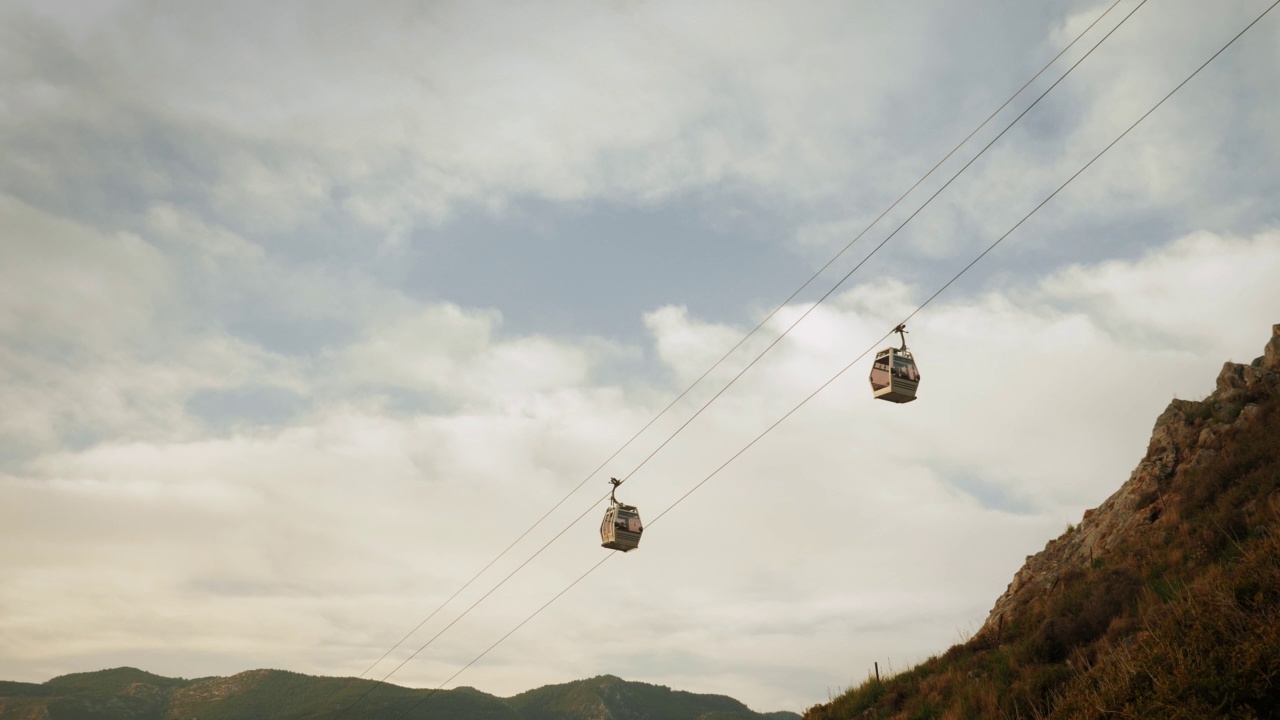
170 669 271 706
1265 323 1280 371
979 324 1280 637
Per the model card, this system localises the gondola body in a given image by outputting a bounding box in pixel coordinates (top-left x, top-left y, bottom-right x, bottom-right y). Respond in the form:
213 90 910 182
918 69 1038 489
600 503 643 552
869 346 920 403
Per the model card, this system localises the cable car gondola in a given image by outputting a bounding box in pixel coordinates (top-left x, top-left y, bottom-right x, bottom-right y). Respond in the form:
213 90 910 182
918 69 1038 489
600 478 643 552
869 324 921 403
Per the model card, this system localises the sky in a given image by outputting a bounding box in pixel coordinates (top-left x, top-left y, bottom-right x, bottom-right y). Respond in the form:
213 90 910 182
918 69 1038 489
2 0 1279 713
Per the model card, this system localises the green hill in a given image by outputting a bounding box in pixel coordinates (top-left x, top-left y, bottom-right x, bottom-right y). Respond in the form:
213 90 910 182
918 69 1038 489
0 669 798 720
508 674 771 720
804 325 1280 719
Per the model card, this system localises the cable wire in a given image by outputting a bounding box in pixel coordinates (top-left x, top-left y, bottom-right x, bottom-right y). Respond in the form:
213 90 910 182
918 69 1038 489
364 3 1280 715
649 0 1280 538
328 3 1145 716
391 555 616 720
610 0 1149 489
349 0 1131 687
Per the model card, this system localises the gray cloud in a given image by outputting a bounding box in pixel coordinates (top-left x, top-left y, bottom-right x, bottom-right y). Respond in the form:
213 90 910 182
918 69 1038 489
185 386 311 432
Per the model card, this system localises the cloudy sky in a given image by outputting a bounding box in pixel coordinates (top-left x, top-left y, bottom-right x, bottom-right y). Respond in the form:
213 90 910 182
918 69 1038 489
2 0 1279 712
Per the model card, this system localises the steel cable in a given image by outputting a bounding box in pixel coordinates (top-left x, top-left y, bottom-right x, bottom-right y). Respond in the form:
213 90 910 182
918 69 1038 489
342 3 1133 698
379 3 1280 716
331 0 1154 716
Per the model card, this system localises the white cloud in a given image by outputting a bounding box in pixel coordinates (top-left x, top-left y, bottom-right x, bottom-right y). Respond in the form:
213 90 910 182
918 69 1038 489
1038 230 1280 353
643 305 748 386
328 303 623 411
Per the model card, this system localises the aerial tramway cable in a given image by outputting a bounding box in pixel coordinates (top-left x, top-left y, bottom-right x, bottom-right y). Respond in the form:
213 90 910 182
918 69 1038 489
344 0 1133 691
370 3 1280 716
650 0 1280 538
607 0 1152 490
327 3 1150 717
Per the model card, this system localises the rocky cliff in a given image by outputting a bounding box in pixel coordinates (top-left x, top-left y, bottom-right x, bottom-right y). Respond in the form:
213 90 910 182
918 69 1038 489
979 324 1280 639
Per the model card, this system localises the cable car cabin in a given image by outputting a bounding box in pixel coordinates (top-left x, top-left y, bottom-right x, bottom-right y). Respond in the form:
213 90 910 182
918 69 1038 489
601 503 643 552
869 347 920 403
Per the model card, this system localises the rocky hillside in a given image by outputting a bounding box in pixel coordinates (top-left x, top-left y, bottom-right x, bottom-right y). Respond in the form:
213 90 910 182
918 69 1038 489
806 324 1280 719
982 323 1280 640
0 668 799 720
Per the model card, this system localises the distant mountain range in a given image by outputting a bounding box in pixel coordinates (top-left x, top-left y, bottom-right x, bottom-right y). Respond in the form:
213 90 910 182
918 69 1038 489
0 667 801 720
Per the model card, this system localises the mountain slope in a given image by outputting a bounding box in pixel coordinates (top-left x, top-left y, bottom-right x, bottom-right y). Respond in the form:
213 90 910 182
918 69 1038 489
805 324 1280 719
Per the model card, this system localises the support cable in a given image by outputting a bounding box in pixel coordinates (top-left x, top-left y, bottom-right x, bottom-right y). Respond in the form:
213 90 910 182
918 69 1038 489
377 4 1280 716
610 0 1149 489
346 0 1131 691
330 2 1146 716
